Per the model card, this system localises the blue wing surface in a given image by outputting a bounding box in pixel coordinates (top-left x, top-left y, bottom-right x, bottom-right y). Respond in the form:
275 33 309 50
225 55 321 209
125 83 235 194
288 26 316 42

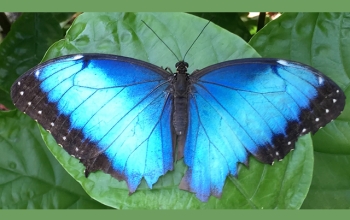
180 58 345 202
11 54 174 192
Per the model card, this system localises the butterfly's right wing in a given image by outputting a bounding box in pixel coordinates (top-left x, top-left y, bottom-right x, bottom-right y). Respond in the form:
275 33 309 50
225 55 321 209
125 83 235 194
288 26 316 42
11 54 175 193
180 58 345 202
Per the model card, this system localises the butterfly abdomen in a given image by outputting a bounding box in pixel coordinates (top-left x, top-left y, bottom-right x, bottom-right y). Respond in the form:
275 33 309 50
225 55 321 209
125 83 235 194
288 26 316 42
173 95 189 135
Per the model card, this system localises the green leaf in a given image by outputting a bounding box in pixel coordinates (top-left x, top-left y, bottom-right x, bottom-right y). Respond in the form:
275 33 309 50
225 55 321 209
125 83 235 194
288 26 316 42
189 13 252 41
33 12 312 209
0 12 110 209
0 13 64 109
0 110 110 209
52 13 76 23
302 152 350 209
250 12 350 209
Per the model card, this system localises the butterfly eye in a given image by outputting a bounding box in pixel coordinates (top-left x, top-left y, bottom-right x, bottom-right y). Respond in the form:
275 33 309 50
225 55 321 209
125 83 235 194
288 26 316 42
175 61 188 68
175 61 189 73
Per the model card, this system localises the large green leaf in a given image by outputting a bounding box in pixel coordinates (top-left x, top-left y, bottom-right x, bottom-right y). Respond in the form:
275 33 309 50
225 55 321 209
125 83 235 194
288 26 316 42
32 12 313 209
0 13 63 109
2 12 318 209
0 12 110 209
190 13 252 42
0 110 110 209
249 12 350 209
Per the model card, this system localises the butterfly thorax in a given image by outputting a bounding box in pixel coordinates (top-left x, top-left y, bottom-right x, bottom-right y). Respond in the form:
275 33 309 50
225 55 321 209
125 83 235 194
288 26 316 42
172 61 190 136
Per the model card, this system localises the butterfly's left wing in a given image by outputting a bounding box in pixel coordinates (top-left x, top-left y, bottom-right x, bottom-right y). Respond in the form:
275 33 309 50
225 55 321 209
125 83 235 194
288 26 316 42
180 58 345 202
11 54 174 193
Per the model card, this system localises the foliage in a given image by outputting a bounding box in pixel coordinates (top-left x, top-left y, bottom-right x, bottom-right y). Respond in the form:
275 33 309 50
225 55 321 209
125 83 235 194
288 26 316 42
0 12 349 209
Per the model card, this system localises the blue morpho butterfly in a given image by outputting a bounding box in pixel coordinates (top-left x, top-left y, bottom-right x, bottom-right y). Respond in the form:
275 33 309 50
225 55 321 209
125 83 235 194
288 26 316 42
11 21 345 202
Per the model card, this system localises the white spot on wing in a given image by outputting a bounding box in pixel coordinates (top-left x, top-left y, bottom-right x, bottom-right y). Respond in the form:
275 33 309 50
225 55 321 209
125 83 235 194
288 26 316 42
315 118 319 122
318 77 324 85
38 110 42 114
17 81 21 85
75 147 78 152
288 141 291 145
333 99 337 103
35 70 40 77
20 91 24 95
63 136 66 140
50 122 54 126
336 90 339 93
73 54 84 60
276 152 279 156
28 102 31 106
326 109 329 113
277 60 289 66
302 128 307 133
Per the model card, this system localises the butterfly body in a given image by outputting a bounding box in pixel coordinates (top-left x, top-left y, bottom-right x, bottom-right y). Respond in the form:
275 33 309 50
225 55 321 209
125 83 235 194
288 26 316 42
11 53 345 202
172 61 190 136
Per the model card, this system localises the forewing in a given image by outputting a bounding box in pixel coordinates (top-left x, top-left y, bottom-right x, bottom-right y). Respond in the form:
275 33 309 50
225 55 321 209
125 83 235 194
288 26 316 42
11 54 174 193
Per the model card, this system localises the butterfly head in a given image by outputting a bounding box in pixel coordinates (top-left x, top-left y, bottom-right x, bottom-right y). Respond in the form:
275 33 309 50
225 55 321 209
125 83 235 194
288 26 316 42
175 61 189 74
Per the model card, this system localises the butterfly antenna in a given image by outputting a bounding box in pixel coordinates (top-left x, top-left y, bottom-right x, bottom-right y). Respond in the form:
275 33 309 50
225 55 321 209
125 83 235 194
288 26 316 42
183 20 210 61
142 20 180 62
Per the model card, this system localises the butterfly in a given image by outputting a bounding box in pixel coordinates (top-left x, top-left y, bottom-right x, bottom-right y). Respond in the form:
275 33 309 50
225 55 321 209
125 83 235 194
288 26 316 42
10 25 345 202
